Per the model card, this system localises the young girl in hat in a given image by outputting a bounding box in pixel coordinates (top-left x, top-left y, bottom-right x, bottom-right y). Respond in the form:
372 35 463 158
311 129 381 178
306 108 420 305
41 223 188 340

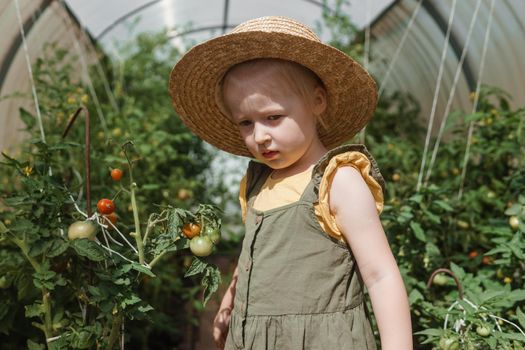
169 16 412 350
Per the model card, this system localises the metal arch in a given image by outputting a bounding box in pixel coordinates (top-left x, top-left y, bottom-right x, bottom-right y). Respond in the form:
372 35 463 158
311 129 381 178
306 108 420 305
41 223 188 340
421 0 476 92
95 0 337 41
166 25 237 39
96 0 163 40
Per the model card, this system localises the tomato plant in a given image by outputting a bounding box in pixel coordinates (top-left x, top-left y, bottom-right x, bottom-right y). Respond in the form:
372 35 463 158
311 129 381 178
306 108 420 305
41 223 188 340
0 34 230 349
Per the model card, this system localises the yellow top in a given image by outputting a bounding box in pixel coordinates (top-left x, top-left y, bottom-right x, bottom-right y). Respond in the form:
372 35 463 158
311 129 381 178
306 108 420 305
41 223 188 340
239 151 384 244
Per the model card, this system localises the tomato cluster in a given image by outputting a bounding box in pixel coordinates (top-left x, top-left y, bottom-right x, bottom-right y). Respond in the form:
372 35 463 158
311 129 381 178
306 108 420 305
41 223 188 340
68 168 121 240
182 221 221 257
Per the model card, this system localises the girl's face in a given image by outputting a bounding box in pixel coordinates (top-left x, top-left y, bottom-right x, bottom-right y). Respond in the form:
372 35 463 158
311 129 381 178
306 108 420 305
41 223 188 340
222 65 327 175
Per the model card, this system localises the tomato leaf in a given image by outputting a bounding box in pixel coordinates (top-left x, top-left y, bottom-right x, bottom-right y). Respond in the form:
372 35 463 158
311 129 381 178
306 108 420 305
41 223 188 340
46 239 69 258
138 305 154 313
433 200 454 212
25 302 44 318
185 257 207 277
71 239 105 262
410 221 426 242
202 265 221 306
129 263 155 277
517 307 525 330
18 108 36 131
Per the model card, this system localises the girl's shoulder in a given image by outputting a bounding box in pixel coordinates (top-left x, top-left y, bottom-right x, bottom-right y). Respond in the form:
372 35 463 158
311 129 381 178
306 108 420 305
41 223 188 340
315 147 385 241
313 144 385 193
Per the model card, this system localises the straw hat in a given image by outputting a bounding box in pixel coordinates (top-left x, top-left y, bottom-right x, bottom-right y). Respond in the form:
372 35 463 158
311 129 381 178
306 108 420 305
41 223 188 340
169 16 377 157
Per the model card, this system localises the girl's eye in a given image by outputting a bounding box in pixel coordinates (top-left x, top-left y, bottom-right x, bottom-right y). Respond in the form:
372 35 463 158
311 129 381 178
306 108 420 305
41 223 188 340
238 120 252 127
268 115 283 121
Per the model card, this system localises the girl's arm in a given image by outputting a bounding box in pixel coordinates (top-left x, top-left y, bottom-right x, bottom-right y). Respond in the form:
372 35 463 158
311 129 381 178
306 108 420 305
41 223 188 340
219 265 239 310
329 166 413 350
213 266 239 349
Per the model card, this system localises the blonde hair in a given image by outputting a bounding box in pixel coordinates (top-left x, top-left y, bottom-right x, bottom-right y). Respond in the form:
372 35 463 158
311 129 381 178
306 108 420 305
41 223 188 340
219 58 328 130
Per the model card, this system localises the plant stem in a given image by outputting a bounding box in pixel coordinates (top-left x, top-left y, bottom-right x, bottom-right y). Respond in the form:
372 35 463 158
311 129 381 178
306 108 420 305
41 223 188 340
107 313 123 349
148 250 168 269
130 182 145 265
42 290 53 340
123 141 145 265
12 237 41 272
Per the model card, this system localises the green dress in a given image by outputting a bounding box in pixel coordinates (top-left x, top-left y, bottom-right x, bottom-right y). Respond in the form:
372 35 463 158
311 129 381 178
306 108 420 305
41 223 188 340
225 144 386 350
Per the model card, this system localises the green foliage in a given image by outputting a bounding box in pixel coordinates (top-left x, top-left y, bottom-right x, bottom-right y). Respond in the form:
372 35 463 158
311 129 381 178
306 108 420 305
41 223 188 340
0 32 226 348
368 86 525 349
322 4 525 348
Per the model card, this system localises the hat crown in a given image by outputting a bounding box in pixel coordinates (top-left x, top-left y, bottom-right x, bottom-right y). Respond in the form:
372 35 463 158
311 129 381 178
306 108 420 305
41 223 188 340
231 16 320 42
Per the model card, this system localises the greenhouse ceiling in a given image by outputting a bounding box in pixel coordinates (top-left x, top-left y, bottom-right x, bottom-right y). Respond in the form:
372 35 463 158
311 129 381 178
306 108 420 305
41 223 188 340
1 0 524 153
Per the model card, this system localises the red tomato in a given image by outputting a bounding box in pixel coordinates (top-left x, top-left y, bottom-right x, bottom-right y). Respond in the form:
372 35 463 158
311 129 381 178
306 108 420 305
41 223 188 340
103 212 118 229
97 198 115 215
111 168 123 181
182 223 201 239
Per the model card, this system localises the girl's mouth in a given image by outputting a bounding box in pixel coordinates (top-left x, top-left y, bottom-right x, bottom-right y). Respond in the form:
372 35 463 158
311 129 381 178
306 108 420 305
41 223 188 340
262 151 279 159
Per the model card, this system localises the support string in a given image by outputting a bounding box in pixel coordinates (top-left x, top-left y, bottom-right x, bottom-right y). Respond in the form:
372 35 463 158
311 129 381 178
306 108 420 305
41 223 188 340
458 0 496 200
416 0 457 192
423 0 483 187
13 0 46 144
378 0 423 99
70 36 109 134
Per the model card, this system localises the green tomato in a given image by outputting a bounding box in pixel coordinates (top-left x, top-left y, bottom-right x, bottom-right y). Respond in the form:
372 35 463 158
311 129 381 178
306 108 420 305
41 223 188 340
476 325 490 337
439 336 459 350
203 225 221 244
68 221 97 240
189 236 213 257
433 274 448 286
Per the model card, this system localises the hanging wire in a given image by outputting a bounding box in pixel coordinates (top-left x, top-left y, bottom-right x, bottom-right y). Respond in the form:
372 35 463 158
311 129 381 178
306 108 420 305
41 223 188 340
458 0 496 200
416 0 458 192
423 0 483 187
378 0 423 100
13 0 46 144
359 0 372 144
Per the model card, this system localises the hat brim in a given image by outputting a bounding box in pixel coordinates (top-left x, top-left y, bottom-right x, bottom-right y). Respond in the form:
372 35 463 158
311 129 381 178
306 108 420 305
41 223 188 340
169 31 377 157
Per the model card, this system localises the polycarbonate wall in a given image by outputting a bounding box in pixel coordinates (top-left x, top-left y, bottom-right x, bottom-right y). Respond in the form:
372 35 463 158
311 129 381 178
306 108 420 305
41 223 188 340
370 0 525 135
1 0 524 153
65 0 393 57
0 0 97 153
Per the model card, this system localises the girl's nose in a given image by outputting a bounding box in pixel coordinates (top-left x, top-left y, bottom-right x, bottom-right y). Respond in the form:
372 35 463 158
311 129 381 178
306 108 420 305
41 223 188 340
253 124 271 144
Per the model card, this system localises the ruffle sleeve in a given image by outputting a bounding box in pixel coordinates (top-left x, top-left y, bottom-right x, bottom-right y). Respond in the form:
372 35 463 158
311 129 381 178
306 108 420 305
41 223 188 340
314 151 384 242
239 174 248 224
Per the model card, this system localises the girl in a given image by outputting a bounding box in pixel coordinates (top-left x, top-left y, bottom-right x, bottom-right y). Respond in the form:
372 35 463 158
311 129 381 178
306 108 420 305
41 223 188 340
169 16 412 349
